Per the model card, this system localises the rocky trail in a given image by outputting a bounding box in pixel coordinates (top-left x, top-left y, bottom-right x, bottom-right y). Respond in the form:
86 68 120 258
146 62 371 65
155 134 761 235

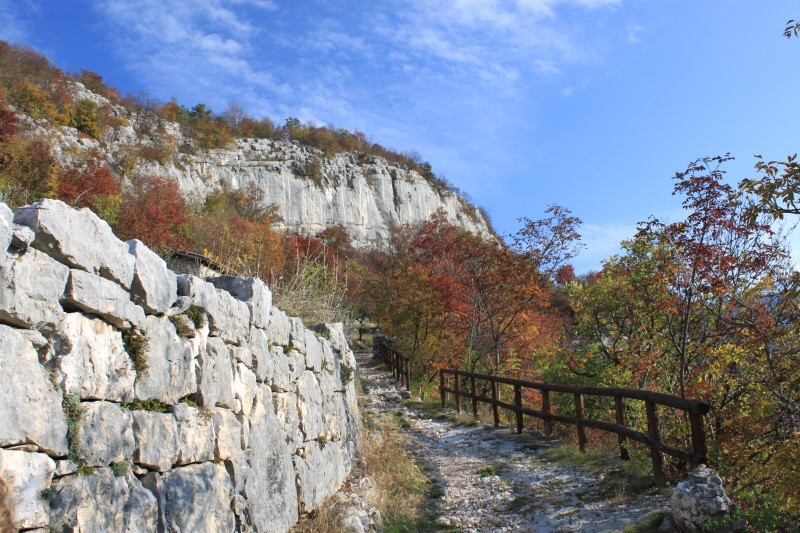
355 350 672 533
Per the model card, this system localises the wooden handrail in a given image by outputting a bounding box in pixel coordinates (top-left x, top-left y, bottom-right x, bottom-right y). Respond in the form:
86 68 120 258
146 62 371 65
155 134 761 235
439 368 711 486
374 338 411 390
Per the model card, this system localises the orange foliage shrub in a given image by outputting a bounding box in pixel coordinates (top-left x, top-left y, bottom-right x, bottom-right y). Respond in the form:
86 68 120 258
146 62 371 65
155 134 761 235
116 175 187 250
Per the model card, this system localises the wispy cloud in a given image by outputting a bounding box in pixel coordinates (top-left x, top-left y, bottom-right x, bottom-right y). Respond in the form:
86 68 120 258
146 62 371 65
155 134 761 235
94 0 279 111
574 221 636 273
626 21 645 44
0 0 36 43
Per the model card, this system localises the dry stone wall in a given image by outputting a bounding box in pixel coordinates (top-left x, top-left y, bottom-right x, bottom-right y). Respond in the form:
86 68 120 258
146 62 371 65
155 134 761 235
0 199 360 532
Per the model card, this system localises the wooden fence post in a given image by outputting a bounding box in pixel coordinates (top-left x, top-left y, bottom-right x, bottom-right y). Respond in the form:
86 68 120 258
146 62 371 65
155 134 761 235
541 390 552 437
471 376 478 417
440 371 446 408
689 412 708 466
405 359 412 391
646 401 666 487
491 380 500 427
514 384 523 434
614 395 630 460
574 393 587 453
454 374 462 414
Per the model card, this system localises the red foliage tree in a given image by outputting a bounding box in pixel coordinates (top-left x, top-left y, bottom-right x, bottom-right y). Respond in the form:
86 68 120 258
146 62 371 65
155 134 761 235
116 175 187 250
57 152 120 210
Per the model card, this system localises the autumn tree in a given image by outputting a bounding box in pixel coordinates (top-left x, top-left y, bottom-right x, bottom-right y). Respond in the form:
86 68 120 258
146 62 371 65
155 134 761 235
115 175 187 250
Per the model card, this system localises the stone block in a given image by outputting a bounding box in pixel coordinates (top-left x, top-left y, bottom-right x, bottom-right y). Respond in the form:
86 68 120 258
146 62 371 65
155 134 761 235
131 411 179 472
208 275 271 329
0 325 68 456
197 337 235 409
170 403 215 466
75 401 134 466
0 449 56 530
135 315 197 404
128 239 177 314
53 313 136 402
14 199 135 289
146 463 235 533
0 248 68 332
49 468 157 532
61 269 146 329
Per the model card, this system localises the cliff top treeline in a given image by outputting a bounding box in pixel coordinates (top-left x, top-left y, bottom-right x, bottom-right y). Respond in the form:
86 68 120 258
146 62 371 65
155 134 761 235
0 40 484 207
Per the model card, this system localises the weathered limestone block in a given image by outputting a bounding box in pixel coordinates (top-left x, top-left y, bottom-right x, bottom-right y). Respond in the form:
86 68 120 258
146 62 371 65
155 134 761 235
75 401 134 466
49 468 158 533
53 313 136 402
304 329 324 372
0 449 56 530
208 287 250 345
176 274 216 307
14 199 136 289
211 407 243 461
296 370 325 441
233 362 257 416
0 203 12 263
273 392 303 450
250 327 293 390
197 337 235 409
10 222 35 251
288 317 306 352
177 274 249 345
324 322 349 353
131 411 179 472
145 463 235 533
135 315 197 404
170 403 215 465
266 307 290 346
287 348 307 383
61 269 145 329
128 239 177 314
208 275 271 329
294 439 348 513
54 459 77 477
0 247 69 332
0 325 68 455
228 385 298 532
671 467 740 533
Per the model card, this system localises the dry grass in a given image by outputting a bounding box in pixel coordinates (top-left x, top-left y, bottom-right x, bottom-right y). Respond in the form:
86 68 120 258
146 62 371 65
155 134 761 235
360 418 430 522
291 497 341 533
0 476 14 533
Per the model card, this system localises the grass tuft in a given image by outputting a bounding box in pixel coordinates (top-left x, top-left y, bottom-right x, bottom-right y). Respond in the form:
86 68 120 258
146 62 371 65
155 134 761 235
122 328 149 378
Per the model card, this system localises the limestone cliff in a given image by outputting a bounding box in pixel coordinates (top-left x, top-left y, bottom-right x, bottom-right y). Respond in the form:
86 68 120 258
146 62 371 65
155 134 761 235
23 81 493 247
0 199 360 532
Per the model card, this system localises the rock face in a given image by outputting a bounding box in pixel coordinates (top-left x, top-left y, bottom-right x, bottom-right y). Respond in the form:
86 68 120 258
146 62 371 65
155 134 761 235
21 80 494 250
671 467 741 533
0 200 361 532
164 139 493 248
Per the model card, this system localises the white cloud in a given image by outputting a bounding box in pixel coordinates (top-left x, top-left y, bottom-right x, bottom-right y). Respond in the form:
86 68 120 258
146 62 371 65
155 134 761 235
0 0 36 42
573 221 637 273
94 0 282 111
626 21 645 44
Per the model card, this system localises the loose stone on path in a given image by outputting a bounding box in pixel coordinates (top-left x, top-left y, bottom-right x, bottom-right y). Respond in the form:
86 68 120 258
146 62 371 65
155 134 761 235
356 350 671 532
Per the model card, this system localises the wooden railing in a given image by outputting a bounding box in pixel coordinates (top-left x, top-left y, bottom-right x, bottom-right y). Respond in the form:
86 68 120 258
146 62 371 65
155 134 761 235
374 338 412 390
439 369 711 486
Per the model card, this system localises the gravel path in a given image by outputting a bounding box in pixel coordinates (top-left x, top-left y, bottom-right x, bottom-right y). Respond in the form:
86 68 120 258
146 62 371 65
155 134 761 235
356 350 671 533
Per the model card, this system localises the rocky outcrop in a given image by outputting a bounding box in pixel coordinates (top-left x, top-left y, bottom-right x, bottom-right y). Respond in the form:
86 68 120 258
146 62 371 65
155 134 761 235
671 466 743 533
163 139 493 247
21 81 493 250
0 199 360 532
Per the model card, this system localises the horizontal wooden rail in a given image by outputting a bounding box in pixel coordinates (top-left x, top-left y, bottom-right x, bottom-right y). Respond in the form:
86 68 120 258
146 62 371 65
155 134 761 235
440 368 711 486
374 338 411 390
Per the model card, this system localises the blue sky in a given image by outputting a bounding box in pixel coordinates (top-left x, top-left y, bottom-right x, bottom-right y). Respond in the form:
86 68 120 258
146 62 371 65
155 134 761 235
2 0 799 272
